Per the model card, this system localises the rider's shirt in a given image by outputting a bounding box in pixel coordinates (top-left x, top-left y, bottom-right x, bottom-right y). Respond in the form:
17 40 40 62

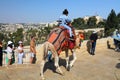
58 14 73 37
59 14 71 25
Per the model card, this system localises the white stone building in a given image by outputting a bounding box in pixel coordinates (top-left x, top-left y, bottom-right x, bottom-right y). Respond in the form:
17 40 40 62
83 15 103 24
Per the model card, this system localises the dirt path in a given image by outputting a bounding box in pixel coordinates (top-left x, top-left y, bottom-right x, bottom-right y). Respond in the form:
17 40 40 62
0 38 120 80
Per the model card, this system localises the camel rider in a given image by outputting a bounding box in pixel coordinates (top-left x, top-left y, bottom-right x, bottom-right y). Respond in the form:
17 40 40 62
58 9 74 39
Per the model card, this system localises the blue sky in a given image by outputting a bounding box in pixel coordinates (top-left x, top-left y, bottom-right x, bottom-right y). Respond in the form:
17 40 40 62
0 0 120 23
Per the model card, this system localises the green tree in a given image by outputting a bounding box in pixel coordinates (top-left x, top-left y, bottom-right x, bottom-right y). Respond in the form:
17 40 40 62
13 28 24 46
97 21 106 28
0 33 4 41
87 16 97 27
72 17 85 29
117 12 120 28
105 9 118 36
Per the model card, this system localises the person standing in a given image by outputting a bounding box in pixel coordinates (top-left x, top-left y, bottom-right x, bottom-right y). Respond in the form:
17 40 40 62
113 29 120 51
0 41 3 66
17 41 24 64
30 36 36 64
7 41 14 65
89 31 98 55
79 32 84 47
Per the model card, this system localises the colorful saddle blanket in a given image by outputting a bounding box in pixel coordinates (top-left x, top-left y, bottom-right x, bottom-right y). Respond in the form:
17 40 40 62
47 27 69 54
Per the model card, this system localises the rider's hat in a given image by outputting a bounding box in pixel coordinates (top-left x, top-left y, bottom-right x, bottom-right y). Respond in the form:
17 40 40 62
63 9 69 15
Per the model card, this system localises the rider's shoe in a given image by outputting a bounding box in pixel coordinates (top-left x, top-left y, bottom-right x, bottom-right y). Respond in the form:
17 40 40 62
69 37 74 41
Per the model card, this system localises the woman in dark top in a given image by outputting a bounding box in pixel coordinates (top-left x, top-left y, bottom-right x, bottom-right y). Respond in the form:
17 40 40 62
0 41 3 66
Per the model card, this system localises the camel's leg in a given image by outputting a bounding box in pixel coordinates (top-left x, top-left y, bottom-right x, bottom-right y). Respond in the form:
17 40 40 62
40 42 51 80
49 43 63 75
40 60 45 80
70 49 77 68
65 49 69 70
40 42 48 80
54 55 63 74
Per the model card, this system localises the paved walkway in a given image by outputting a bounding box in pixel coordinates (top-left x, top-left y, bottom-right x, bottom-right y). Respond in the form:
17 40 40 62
0 38 120 80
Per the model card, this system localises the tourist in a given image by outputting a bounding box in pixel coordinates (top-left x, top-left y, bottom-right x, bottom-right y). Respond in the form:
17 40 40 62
89 31 98 55
17 41 24 64
0 41 3 66
79 32 84 47
112 29 120 51
7 41 14 65
30 36 36 64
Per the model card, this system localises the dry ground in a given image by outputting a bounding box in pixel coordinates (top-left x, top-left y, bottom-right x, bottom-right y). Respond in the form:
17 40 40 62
0 38 120 80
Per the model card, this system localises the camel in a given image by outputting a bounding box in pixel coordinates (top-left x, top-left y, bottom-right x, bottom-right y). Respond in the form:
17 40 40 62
39 24 81 80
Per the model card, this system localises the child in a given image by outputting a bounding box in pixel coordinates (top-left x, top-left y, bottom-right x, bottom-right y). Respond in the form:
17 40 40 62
58 9 73 39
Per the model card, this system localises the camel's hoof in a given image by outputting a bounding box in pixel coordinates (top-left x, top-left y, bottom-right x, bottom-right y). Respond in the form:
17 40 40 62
70 65 74 68
60 72 64 76
67 65 70 71
40 74 45 80
41 77 45 80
